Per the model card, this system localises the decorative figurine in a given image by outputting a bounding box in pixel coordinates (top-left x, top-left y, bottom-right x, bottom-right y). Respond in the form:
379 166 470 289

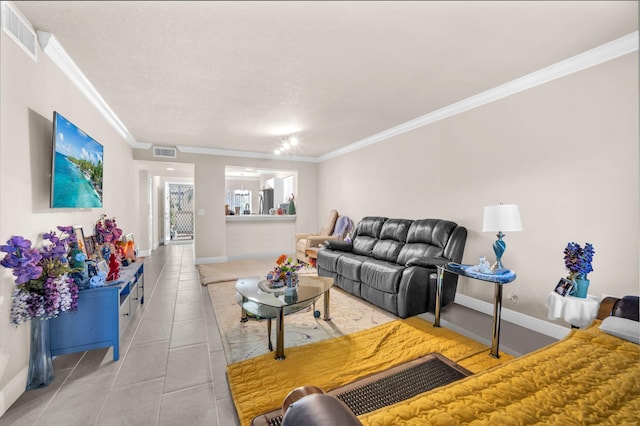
101 244 111 262
476 256 492 274
124 240 136 263
89 271 106 288
68 242 86 269
106 253 120 281
287 194 296 215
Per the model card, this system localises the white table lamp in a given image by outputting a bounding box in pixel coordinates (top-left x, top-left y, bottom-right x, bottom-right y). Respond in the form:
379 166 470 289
483 204 522 271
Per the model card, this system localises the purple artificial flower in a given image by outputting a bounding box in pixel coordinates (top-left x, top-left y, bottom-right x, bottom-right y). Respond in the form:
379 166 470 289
57 225 74 234
1 229 80 325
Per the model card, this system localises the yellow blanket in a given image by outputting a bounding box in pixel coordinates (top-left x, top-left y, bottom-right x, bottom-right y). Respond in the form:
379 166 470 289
361 320 640 425
228 317 514 426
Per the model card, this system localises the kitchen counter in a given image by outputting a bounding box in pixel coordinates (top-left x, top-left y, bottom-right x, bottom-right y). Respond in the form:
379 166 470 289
226 214 296 222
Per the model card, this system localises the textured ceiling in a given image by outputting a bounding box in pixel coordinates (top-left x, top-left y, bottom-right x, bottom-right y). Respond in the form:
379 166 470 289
12 1 639 159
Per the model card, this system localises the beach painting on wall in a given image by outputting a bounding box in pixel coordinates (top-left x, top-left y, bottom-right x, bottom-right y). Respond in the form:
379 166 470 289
51 112 103 208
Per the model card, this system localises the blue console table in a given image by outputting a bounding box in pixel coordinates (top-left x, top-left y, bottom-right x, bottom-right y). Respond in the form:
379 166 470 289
49 260 144 361
434 262 516 358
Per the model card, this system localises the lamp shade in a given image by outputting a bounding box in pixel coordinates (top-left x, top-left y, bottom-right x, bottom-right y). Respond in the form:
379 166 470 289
482 204 523 232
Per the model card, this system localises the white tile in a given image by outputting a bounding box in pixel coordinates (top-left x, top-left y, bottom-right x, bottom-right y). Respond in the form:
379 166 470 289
170 319 207 349
164 344 212 393
158 383 218 426
98 377 164 425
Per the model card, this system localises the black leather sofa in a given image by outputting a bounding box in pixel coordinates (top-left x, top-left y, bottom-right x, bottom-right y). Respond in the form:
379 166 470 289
317 217 467 318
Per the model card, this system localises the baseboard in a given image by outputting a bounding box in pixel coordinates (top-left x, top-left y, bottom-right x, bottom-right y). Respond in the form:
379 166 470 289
195 256 228 265
196 252 295 265
454 293 570 340
0 367 27 418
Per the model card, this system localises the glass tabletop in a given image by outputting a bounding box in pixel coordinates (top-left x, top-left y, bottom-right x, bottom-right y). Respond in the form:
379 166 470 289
236 275 334 309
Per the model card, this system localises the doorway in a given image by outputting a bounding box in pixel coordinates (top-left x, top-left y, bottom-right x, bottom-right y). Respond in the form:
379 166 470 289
167 183 194 241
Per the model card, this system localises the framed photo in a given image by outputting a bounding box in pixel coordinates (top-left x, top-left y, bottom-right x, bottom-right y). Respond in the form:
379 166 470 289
74 227 87 257
84 235 96 258
554 278 575 297
97 260 109 275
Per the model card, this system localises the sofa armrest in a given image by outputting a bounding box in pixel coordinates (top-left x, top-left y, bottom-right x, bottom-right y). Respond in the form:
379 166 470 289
324 240 353 252
306 235 340 247
405 256 449 268
295 233 316 244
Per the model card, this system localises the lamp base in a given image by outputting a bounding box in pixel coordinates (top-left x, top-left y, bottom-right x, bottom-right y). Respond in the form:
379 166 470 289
492 232 507 272
490 264 509 275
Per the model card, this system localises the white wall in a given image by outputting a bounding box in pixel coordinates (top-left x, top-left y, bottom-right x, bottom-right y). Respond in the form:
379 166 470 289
0 32 139 414
318 52 639 322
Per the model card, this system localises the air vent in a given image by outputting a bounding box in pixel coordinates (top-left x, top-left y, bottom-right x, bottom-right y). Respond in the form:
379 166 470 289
153 146 177 158
2 2 37 61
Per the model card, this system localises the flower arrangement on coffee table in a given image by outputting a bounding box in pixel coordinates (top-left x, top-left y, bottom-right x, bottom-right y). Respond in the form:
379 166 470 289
269 254 302 288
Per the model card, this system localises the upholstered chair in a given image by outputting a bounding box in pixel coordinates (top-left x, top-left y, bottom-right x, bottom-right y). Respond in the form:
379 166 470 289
295 210 339 264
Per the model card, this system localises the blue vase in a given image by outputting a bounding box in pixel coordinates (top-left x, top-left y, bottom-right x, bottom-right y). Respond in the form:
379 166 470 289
26 318 54 390
574 276 590 298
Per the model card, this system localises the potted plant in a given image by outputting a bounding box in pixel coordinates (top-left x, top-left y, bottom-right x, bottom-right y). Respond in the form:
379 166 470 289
563 242 594 298
0 227 80 389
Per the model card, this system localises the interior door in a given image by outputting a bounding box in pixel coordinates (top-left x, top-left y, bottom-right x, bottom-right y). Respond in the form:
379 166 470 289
163 182 170 245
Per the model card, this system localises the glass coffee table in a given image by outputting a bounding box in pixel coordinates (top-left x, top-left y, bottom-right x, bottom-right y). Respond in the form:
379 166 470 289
236 275 334 360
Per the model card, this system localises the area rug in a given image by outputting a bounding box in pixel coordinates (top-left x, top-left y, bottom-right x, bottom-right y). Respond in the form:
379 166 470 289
208 280 397 364
227 317 514 426
198 257 316 285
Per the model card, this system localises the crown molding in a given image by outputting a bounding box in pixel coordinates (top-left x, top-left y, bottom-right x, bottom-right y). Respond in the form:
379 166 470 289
36 31 145 149
175 145 319 163
317 31 639 162
38 27 637 161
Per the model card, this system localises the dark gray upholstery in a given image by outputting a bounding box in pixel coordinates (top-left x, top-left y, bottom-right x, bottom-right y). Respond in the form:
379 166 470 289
318 217 467 318
282 393 362 426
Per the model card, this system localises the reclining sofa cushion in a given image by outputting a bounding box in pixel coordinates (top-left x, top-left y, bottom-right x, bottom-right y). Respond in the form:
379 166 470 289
352 217 386 256
360 260 405 294
371 219 412 263
396 219 458 266
335 254 372 282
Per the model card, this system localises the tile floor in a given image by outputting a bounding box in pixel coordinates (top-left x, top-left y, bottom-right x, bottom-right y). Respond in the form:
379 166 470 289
0 242 557 425
0 243 239 426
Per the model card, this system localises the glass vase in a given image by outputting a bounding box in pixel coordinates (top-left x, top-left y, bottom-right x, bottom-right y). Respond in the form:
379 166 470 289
573 276 590 299
26 318 55 391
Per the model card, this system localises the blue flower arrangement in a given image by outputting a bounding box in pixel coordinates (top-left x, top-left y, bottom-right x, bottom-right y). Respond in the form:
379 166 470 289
563 242 595 280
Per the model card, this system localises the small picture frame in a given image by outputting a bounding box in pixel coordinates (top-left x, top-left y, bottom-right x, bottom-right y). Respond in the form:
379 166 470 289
97 260 109 275
554 278 575 297
74 227 87 257
84 235 96 258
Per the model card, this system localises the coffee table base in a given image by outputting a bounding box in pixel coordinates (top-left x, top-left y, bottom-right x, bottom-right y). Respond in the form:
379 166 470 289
240 289 332 360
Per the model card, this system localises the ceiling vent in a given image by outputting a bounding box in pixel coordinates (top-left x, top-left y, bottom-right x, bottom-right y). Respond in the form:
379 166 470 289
1 2 37 61
153 146 177 158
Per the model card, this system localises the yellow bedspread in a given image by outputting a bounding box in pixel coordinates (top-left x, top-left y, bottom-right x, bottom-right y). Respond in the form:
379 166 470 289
361 320 640 425
228 318 639 425
228 317 514 426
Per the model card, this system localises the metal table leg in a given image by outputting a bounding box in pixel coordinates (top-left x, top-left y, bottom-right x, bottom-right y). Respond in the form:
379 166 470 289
240 295 248 322
323 289 331 320
275 307 285 360
434 266 444 327
490 283 503 358
267 318 273 352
